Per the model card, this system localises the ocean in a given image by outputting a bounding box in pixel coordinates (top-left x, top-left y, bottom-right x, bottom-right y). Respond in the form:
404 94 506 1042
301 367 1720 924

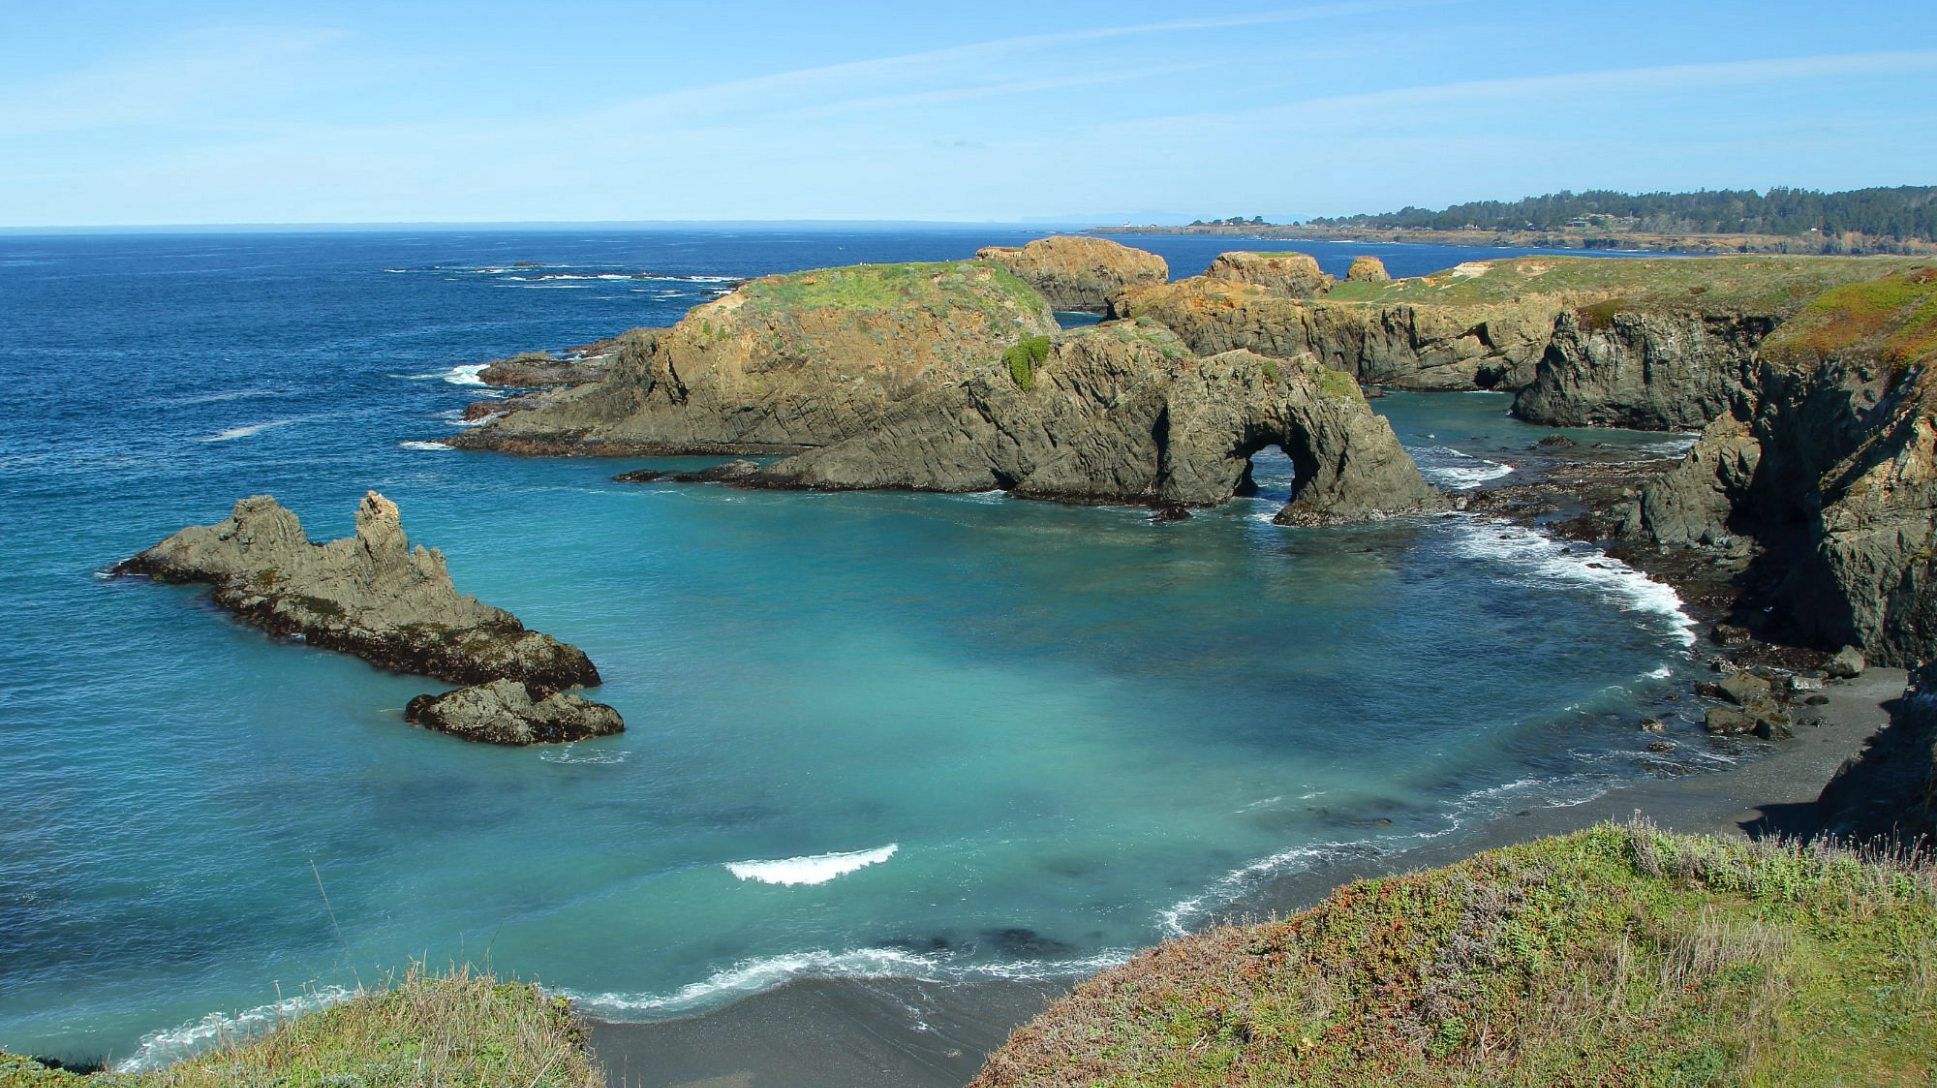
0 228 1703 1066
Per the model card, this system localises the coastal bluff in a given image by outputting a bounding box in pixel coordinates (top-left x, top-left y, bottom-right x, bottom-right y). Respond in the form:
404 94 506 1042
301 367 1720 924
116 492 620 744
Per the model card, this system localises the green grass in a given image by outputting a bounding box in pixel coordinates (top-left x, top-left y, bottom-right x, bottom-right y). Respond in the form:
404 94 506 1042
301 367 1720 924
973 822 1937 1087
737 260 1048 318
1 966 603 1088
1317 254 1926 311
1004 335 1052 390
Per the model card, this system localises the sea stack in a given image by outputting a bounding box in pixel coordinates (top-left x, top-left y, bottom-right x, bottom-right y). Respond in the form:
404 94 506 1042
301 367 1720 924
117 491 622 744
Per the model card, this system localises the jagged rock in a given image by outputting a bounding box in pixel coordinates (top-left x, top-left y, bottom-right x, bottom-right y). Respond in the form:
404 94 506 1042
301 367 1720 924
615 459 761 485
1511 307 1775 429
1825 646 1866 679
1109 276 1564 391
1346 255 1391 283
974 236 1168 312
1622 414 1761 545
116 492 600 691
744 321 1445 523
1639 718 1665 733
405 678 623 745
453 261 1060 456
1203 251 1331 297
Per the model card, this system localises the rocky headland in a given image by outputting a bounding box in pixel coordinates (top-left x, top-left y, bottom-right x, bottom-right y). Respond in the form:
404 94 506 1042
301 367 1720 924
454 257 1441 525
973 235 1168 312
743 319 1443 523
116 491 620 744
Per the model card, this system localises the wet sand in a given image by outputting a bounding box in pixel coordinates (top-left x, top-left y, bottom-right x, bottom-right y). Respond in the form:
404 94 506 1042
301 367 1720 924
586 668 1910 1088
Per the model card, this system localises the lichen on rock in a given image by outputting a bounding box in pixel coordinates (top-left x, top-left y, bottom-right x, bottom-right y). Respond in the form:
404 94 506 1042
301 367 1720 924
1203 251 1333 297
974 236 1169 312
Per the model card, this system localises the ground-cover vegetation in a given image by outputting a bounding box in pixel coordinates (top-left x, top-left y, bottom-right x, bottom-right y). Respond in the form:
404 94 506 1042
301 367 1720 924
972 822 1937 1087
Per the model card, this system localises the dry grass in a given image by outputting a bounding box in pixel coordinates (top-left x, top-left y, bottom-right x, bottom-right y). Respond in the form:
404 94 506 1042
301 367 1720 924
1 965 603 1088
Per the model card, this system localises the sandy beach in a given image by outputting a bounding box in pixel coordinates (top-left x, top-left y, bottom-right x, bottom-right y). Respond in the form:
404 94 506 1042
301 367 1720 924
586 667 1911 1088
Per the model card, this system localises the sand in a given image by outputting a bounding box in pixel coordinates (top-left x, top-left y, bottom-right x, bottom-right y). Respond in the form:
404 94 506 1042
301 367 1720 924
585 668 1910 1088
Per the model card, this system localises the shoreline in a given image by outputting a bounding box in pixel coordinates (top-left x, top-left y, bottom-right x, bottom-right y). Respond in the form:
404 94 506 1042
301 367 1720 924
584 666 1909 1088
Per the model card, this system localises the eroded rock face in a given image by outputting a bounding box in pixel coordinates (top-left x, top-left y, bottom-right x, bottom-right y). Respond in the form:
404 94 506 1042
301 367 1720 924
1203 251 1331 297
1817 662 1936 841
975 236 1169 312
1624 269 1937 665
744 321 1444 524
453 261 1060 455
1109 277 1562 390
1346 255 1391 283
1511 308 1777 429
405 678 623 745
116 492 602 691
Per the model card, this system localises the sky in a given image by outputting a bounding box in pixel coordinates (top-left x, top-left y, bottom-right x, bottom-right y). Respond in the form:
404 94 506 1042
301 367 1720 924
2 0 1934 227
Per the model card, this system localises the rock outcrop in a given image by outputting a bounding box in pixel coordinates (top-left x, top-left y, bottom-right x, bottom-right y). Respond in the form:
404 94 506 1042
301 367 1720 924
974 236 1168 312
117 492 609 708
405 678 623 745
1817 663 1936 842
452 261 1059 456
1346 255 1391 282
1510 307 1777 429
1109 276 1564 390
1624 267 1937 665
740 321 1444 524
1203 251 1331 297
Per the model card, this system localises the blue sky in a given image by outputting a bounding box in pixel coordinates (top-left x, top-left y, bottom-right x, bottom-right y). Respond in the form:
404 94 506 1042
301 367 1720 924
2 1 1934 226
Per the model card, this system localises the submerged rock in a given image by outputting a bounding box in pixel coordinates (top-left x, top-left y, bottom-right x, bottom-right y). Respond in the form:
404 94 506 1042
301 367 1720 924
975 236 1168 312
116 491 602 692
405 678 622 745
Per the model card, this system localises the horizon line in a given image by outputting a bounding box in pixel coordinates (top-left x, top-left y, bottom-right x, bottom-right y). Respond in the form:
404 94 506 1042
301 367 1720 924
0 217 1172 236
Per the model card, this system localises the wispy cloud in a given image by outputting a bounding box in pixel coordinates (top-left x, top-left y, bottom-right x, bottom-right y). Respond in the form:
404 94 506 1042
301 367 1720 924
1117 48 1937 134
0 25 350 138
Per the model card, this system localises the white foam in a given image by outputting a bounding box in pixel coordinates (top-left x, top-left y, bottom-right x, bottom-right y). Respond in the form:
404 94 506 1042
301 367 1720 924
1419 446 1514 488
1448 518 1696 645
563 946 1129 1020
1647 664 1674 680
200 419 296 442
443 364 490 387
117 985 355 1071
726 843 897 886
176 388 285 405
399 441 455 451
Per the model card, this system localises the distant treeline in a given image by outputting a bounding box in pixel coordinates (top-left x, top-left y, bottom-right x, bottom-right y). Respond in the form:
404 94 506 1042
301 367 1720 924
1302 187 1937 241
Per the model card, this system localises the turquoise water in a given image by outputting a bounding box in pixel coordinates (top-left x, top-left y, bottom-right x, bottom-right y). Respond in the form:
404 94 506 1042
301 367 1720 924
0 231 1699 1066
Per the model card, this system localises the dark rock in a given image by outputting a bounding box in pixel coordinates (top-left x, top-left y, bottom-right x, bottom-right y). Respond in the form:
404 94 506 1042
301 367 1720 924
1639 718 1665 733
1512 308 1775 430
1150 503 1192 522
405 678 623 745
1646 740 1677 752
613 467 666 482
1534 434 1578 448
1751 718 1794 740
1710 623 1752 647
116 492 601 691
1804 694 1831 706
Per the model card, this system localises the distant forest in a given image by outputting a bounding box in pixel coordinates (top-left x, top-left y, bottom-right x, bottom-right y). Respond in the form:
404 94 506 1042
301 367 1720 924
1300 186 1937 241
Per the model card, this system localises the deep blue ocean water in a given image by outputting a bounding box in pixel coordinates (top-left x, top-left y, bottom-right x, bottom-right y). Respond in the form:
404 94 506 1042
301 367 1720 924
1 229 1704 1065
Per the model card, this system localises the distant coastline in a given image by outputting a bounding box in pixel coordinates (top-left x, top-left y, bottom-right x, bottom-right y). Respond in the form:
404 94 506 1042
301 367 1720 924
1088 222 1937 256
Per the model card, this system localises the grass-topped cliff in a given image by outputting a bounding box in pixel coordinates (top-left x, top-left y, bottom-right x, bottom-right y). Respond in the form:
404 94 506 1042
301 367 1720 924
1311 254 1924 310
973 822 1937 1087
0 966 601 1088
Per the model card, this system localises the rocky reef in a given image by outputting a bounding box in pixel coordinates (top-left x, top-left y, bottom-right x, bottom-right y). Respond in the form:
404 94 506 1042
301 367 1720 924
406 678 623 745
974 236 1168 312
740 320 1443 523
116 492 620 744
452 260 1060 456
